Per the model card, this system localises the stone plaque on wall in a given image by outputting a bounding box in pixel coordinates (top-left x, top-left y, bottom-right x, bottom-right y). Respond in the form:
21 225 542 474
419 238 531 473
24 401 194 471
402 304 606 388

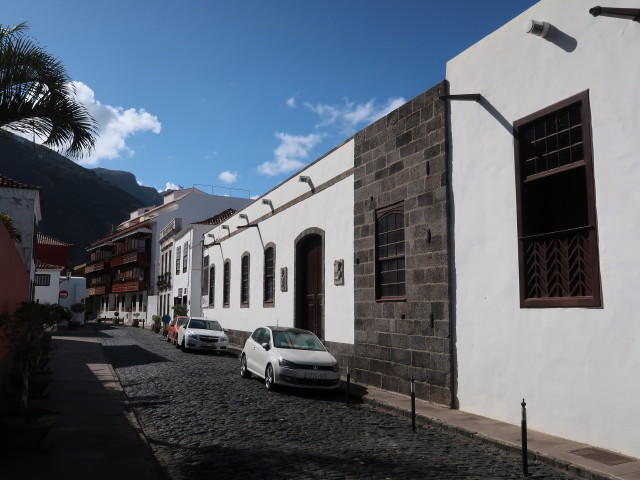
334 259 344 285
280 267 288 292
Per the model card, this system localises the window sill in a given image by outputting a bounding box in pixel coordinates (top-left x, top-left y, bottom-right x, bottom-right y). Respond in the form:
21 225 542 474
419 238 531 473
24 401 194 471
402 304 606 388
376 297 407 303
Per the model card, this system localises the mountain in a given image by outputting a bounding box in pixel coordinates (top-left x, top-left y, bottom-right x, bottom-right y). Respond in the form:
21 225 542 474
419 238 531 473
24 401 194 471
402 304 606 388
0 132 158 266
92 168 161 207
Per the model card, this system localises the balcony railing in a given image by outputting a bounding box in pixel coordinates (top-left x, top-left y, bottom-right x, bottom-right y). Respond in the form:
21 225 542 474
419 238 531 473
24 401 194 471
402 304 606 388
160 218 182 242
87 286 107 296
156 272 172 288
110 250 148 268
85 261 106 274
112 280 147 293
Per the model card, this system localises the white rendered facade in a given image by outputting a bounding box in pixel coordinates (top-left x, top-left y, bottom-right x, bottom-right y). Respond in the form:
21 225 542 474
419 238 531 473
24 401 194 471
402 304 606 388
201 140 355 345
447 0 640 457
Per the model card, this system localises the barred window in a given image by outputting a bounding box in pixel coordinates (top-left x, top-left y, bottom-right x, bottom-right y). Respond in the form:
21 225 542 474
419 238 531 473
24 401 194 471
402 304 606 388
182 242 188 273
264 246 275 304
176 246 181 275
241 253 250 306
223 260 230 307
34 274 51 286
514 91 601 307
376 202 406 300
209 265 215 307
202 256 209 296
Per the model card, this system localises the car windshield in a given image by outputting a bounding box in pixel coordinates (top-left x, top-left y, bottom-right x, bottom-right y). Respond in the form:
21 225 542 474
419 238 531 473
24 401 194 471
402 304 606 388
272 331 326 351
189 319 222 331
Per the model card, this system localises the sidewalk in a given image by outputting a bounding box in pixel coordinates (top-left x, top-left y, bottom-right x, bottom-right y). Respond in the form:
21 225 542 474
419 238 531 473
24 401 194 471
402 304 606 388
5 328 638 480
3 327 166 480
354 385 640 480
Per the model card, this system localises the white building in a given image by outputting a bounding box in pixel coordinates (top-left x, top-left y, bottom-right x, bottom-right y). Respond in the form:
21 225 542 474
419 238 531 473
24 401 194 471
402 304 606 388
0 174 42 295
447 0 640 458
200 140 355 352
87 187 250 323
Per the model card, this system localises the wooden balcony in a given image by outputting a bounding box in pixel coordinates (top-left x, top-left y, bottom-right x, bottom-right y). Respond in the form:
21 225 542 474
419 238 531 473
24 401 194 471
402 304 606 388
110 251 148 268
85 261 106 274
111 280 146 293
87 286 107 296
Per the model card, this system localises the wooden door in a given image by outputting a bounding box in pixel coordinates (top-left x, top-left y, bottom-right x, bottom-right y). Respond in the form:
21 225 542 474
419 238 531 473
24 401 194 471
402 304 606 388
296 234 323 339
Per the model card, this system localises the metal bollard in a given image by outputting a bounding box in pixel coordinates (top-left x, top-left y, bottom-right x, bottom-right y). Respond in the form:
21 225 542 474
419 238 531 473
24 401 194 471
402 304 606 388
411 377 416 433
521 399 529 476
346 367 351 407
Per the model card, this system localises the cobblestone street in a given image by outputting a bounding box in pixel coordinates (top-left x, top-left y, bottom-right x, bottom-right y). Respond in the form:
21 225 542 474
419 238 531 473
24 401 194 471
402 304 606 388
95 324 579 480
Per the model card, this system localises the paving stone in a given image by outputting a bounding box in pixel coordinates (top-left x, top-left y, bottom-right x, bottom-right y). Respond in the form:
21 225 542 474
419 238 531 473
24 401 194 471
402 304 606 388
97 324 579 480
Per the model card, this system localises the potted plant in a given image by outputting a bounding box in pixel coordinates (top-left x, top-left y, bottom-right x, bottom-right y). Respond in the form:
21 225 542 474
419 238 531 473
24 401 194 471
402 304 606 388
68 303 85 329
113 311 120 325
132 312 140 327
151 315 162 333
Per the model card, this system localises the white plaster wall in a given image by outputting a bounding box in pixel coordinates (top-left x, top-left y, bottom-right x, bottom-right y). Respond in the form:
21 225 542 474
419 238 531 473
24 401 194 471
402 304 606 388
0 189 38 277
144 191 250 316
34 270 61 305
447 0 640 457
202 140 355 344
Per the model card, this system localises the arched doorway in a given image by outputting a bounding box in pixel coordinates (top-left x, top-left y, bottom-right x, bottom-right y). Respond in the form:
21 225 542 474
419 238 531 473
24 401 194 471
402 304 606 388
295 231 324 339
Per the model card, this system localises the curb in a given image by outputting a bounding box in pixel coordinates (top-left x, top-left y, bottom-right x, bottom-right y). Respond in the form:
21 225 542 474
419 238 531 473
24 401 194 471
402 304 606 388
360 395 621 480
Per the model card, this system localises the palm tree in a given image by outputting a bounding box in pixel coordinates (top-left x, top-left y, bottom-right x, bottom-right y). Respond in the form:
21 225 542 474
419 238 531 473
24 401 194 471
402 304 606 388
0 22 97 158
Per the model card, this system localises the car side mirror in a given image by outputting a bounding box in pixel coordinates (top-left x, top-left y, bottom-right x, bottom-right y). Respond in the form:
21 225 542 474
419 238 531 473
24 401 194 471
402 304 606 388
223 328 229 333
261 342 270 351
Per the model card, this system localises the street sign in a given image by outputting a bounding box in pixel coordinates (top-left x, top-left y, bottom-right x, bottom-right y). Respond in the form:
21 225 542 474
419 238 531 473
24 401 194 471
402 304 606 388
59 290 69 299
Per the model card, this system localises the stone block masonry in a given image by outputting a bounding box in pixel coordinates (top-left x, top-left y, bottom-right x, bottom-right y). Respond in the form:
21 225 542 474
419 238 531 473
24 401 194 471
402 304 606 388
353 81 453 406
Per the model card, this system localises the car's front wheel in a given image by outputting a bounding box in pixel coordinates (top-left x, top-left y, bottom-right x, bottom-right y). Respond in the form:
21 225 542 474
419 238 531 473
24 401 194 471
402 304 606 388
240 354 251 379
265 364 276 391
181 339 187 352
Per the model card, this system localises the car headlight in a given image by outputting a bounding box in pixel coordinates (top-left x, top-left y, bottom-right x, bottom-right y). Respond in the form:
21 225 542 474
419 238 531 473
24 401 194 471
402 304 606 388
330 363 339 372
279 359 297 369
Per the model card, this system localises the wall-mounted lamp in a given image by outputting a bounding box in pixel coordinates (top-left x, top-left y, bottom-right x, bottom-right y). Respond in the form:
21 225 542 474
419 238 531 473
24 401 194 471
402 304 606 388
262 198 272 207
299 175 311 183
239 213 248 220
207 233 215 238
589 6 640 21
221 225 230 231
524 19 550 37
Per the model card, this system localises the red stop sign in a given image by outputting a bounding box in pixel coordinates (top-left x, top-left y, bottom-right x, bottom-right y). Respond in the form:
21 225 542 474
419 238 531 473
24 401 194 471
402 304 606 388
59 290 69 299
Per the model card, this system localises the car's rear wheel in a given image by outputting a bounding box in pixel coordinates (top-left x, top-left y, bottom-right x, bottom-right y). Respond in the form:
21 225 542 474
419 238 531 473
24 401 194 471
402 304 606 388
265 364 275 391
240 355 251 378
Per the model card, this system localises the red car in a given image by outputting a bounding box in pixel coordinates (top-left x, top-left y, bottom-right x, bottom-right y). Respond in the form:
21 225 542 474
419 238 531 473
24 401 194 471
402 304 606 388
166 316 188 345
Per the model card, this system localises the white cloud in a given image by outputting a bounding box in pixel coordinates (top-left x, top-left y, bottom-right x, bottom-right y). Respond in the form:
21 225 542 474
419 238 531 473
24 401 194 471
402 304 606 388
218 170 238 184
70 81 162 166
164 182 179 191
258 132 322 176
305 96 406 131
286 97 296 108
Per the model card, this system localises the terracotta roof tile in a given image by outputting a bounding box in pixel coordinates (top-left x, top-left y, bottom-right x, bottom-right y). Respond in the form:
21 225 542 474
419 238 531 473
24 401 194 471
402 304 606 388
37 232 73 247
0 173 40 191
194 208 237 226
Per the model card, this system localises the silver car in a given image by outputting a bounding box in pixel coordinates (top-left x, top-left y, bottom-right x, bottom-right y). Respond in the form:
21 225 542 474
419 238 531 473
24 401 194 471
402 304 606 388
178 317 228 353
240 326 340 390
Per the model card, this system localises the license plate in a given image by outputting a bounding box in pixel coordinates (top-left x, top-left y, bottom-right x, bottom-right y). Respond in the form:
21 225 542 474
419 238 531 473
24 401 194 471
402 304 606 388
304 372 325 379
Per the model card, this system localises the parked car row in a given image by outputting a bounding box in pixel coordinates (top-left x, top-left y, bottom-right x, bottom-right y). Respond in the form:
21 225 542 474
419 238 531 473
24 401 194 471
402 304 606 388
162 316 340 391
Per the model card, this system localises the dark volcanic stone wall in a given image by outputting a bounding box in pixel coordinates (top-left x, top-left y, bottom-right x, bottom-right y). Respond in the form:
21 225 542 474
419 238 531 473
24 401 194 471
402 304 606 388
352 81 453 405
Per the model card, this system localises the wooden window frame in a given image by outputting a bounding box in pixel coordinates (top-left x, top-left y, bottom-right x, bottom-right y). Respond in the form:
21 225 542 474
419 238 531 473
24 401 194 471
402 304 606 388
208 265 215 307
514 90 601 308
182 242 188 273
175 246 181 276
263 245 275 307
375 201 406 301
240 253 250 307
223 260 230 308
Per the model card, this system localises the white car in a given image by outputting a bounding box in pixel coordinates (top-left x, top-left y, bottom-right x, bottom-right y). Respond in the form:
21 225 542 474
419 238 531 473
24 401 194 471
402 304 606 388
240 326 340 390
177 317 228 353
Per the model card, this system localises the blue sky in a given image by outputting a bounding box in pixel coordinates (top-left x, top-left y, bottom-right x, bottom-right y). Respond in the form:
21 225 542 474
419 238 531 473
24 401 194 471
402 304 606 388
4 0 537 199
